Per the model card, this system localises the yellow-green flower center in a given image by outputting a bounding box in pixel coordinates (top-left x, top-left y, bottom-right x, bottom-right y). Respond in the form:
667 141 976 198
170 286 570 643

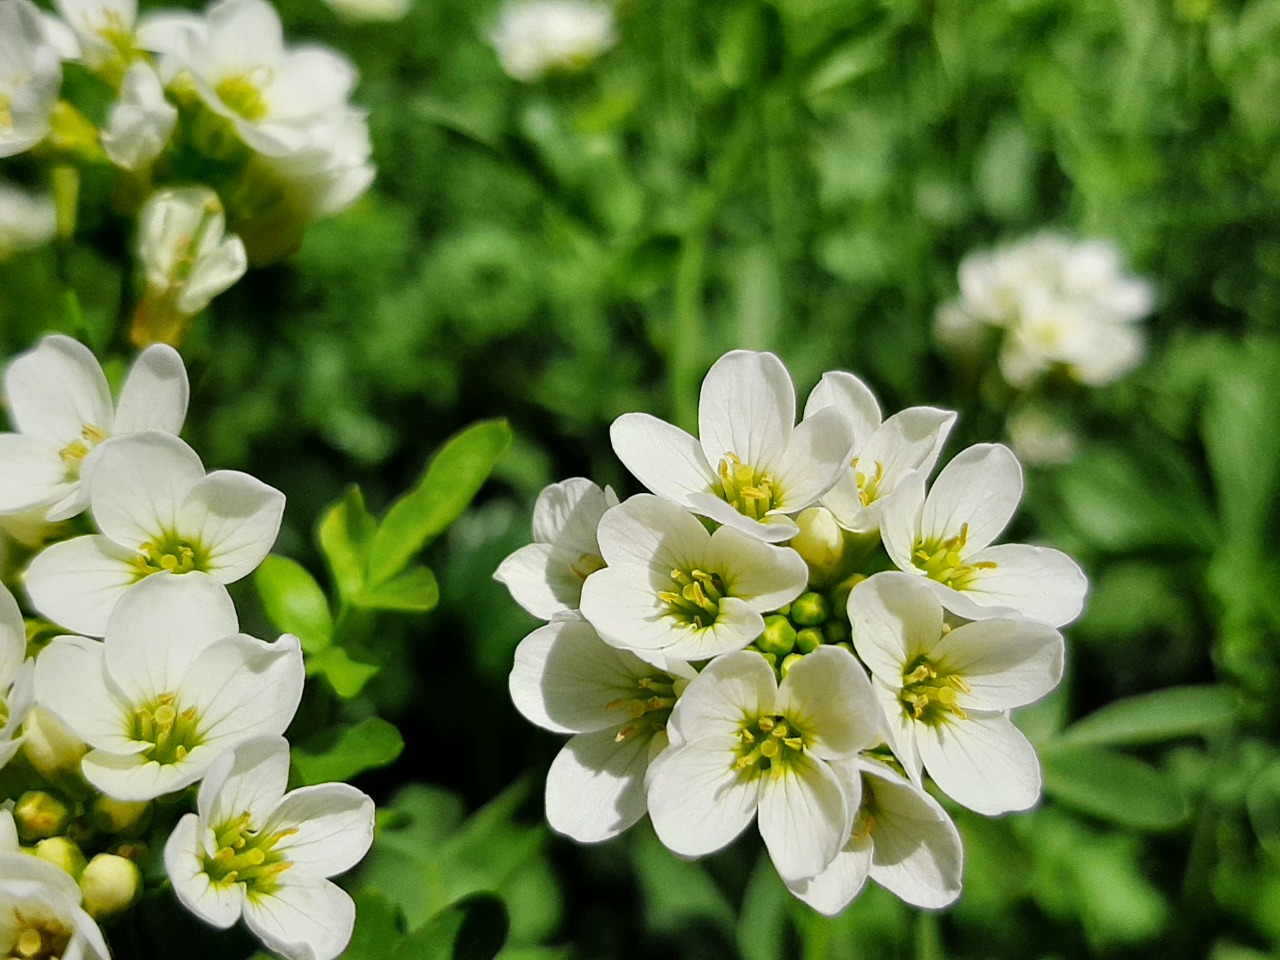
6 910 72 960
657 567 726 629
911 523 997 590
606 673 677 743
214 71 271 122
850 457 885 507
735 714 806 779
203 811 296 897
58 423 107 477
131 532 208 578
715 452 780 520
132 692 202 765
899 654 971 725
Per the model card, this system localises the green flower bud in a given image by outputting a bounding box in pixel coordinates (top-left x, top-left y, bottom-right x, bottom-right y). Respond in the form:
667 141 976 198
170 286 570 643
779 653 805 679
757 615 797 656
35 836 86 879
795 627 824 654
91 797 151 837
789 507 847 586
80 854 142 919
14 791 72 842
822 619 852 646
790 591 829 627
754 650 778 669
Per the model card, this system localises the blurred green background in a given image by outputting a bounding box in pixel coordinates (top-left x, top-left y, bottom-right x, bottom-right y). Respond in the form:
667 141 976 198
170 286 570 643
4 0 1280 957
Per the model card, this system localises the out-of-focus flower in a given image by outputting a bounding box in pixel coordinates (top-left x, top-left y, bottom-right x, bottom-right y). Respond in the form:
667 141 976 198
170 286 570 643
0 584 33 773
0 0 63 158
101 60 177 169
52 0 138 79
165 735 374 960
0 184 56 260
0 335 188 522
26 430 284 637
1006 406 1078 467
489 0 617 82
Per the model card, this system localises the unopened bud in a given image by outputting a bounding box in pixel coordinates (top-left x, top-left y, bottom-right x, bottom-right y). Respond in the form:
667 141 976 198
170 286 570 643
35 836 86 878
80 854 142 919
91 797 151 837
794 627 824 654
789 507 847 585
14 791 72 842
23 706 88 781
779 653 805 679
822 619 852 646
757 615 796 656
791 591 829 627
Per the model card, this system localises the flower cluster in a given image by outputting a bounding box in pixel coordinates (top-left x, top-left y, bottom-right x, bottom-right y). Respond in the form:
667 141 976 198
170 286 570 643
498 349 1087 914
0 0 374 344
935 232 1155 389
488 0 617 83
0 335 374 960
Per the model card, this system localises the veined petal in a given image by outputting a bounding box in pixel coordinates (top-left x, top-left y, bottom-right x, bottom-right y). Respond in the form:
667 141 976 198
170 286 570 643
786 840 871 917
874 681 922 784
593 494 707 573
0 583 27 689
178 471 285 582
531 477 615 547
610 413 713 502
89 432 205 550
82 744 210 800
846 572 944 684
803 370 882 450
265 783 375 876
770 406 854 511
758 752 849 882
705 528 808 612
685 493 798 543
578 567 673 652
859 407 957 493
776 646 879 760
187 634 304 750
921 444 1022 551
0 433 71 516
164 813 244 928
200 734 290 827
698 350 795 472
962 543 1088 628
879 471 926 570
916 711 1041 815
646 733 758 858
113 344 189 435
242 874 356 960
494 543 586 620
659 597 763 662
5 335 113 443
23 535 140 637
545 727 654 843
665 650 775 746
931 617 1064 711
33 636 135 754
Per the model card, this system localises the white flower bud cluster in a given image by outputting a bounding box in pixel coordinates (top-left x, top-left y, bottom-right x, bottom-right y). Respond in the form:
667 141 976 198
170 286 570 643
497 349 1088 914
0 335 375 960
935 232 1155 389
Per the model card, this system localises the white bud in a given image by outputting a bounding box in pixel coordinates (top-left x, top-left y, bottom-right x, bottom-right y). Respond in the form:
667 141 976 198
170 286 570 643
80 853 142 918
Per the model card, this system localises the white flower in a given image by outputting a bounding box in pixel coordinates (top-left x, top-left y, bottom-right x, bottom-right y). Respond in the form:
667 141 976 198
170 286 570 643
0 816 112 960
1006 406 1077 467
802 371 956 535
101 60 176 169
25 430 285 637
611 350 854 543
846 571 1063 815
786 756 963 915
52 0 137 75
137 186 247 318
509 617 692 842
256 108 374 219
579 494 809 662
0 183 56 260
879 443 1087 627
164 736 374 960
33 572 304 801
646 646 880 882
0 583 34 771
494 477 617 620
489 0 617 82
0 335 188 522
0 0 63 158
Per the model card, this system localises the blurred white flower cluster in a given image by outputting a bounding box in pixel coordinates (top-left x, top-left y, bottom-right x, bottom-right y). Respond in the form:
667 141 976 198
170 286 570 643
488 0 617 82
497 349 1087 914
0 0 374 343
0 335 374 960
936 232 1155 389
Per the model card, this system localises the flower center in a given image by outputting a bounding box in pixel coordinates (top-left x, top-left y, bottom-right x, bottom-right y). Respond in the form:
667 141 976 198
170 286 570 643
132 692 202 765
605 673 677 742
657 567 726 629
0 92 11 130
850 457 885 507
898 654 971 725
203 811 296 896
6 911 72 960
715 452 780 520
214 70 271 123
734 714 805 779
131 532 207 578
58 423 107 476
911 523 997 590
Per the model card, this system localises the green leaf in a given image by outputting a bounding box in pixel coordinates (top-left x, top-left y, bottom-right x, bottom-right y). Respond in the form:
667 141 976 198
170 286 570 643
631 824 734 937
318 486 378 602
254 555 333 654
293 717 404 785
1056 686 1236 748
355 566 440 613
1246 761 1280 864
1041 746 1189 830
340 891 405 960
394 894 508 960
307 645 381 699
367 420 512 587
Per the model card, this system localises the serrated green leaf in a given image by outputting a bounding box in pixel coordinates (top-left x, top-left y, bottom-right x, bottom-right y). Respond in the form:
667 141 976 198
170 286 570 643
367 420 512 587
254 554 333 654
1057 686 1236 748
1042 746 1189 830
293 717 404 785
307 645 381 699
319 486 378 602
355 566 440 613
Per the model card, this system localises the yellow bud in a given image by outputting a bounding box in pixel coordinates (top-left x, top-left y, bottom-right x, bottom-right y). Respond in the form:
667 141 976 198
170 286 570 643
14 790 73 842
35 836 87 879
91 797 151 837
789 507 847 586
80 854 142 919
23 706 88 781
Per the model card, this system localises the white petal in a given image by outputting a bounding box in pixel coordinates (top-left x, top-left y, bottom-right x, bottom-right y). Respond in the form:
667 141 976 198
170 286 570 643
684 493 799 543
803 371 881 449
33 635 134 754
545 728 654 843
859 407 957 493
242 875 356 960
665 650 774 747
697 350 795 472
494 543 584 620
705 528 808 612
860 761 962 909
164 813 244 928
103 572 239 705
82 745 210 800
961 543 1088 627
874 681 922 784
930 617 1064 711
786 841 871 916
0 583 26 688
266 783 375 876
579 567 675 652
610 413 713 502
0 433 71 516
776 646 879 760
532 476 612 545
916 712 1042 815
113 344 189 435
186 634 304 751
4 335 112 443
24 535 142 636
770 406 854 511
593 493 707 573
659 598 764 662
878 471 926 570
758 753 849 882
200 734 290 827
178 471 285 582
89 432 205 550
846 572 944 685
646 733 758 858
921 444 1022 551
